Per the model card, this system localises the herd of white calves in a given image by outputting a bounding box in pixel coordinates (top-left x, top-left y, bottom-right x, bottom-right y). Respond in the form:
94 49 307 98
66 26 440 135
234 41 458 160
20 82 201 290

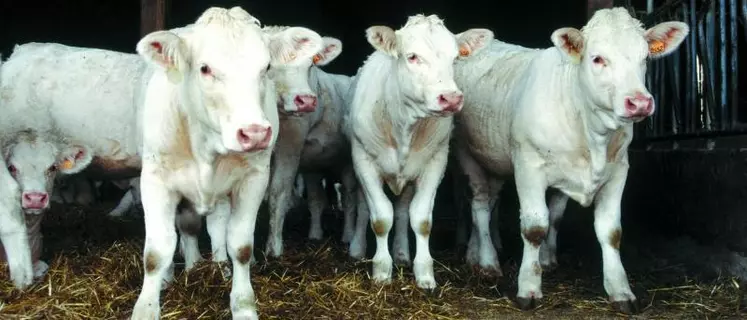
0 5 689 319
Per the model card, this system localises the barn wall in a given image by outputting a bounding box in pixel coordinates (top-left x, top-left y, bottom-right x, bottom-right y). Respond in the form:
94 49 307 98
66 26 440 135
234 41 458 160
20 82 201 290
624 138 747 251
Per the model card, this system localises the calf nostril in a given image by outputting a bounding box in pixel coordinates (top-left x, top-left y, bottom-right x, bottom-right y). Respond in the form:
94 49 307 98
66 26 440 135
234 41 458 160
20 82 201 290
625 98 637 111
237 129 250 143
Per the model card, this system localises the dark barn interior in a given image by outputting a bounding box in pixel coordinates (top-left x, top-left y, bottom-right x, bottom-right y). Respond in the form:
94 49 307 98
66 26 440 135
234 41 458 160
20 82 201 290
1 0 747 318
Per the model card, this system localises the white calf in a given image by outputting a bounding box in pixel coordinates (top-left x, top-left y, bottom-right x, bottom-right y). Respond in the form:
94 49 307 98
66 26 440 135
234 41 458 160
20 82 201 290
130 7 323 320
264 36 355 257
0 128 93 287
452 7 688 313
347 14 492 289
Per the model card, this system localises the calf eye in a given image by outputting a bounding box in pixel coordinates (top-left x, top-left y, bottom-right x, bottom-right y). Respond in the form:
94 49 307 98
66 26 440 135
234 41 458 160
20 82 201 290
200 64 212 75
7 165 16 175
406 54 420 64
592 56 606 66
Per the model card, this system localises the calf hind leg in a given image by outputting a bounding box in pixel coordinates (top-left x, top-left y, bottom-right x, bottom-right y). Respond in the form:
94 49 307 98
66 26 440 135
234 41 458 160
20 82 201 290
456 146 502 276
539 191 568 271
393 185 415 267
305 172 328 241
340 165 357 243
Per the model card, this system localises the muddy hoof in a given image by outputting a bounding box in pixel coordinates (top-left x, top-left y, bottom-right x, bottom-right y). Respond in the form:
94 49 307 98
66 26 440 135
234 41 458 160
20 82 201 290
515 297 538 310
611 299 640 314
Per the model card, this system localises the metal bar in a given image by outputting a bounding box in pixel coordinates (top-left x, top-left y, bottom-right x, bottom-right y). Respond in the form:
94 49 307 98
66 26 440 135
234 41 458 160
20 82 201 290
141 0 166 38
688 0 698 133
718 0 728 130
729 0 740 126
705 4 717 130
742 0 747 43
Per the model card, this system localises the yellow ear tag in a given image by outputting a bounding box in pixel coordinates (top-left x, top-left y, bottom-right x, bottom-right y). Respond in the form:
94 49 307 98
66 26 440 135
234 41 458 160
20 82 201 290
166 66 183 83
458 45 470 57
61 159 74 170
649 40 665 54
312 54 323 64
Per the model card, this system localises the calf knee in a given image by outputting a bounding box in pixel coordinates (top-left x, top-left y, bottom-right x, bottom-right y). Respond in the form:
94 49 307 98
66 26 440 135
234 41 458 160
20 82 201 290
371 219 391 236
522 226 548 248
414 219 431 237
235 245 253 265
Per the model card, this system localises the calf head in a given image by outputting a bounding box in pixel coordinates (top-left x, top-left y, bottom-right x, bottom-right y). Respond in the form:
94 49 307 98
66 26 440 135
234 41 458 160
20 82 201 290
268 35 343 115
366 14 493 116
3 130 93 214
551 7 688 123
136 7 323 153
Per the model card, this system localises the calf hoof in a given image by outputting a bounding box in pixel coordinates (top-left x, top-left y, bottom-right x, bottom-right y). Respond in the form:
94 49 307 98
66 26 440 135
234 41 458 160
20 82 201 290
611 299 640 315
515 296 538 310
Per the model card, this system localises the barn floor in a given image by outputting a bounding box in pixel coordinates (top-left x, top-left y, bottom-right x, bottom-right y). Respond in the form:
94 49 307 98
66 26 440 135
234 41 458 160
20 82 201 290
0 200 744 320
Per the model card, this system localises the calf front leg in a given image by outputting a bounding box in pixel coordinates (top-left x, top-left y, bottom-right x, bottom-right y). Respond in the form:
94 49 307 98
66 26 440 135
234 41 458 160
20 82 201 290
393 185 415 267
227 170 270 320
513 160 549 310
107 189 136 217
0 209 33 289
456 146 502 276
539 191 568 270
352 143 393 283
340 165 358 243
131 172 180 320
305 172 327 241
594 165 637 314
408 149 449 290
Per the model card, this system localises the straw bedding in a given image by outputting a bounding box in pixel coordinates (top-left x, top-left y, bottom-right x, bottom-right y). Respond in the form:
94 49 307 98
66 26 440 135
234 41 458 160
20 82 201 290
0 202 744 319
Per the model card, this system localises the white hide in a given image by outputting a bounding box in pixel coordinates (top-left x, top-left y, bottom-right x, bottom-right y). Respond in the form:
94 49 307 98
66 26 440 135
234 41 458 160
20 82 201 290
130 7 323 320
347 14 493 289
264 36 355 257
451 7 688 311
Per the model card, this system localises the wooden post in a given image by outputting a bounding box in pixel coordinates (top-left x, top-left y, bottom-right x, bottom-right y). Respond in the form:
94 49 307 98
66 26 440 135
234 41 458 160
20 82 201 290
141 0 166 37
587 0 614 19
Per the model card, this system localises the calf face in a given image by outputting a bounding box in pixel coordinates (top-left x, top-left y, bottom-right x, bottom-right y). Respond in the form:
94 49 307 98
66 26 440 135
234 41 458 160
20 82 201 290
269 36 343 115
550 8 689 122
3 130 93 214
365 14 493 116
136 7 323 153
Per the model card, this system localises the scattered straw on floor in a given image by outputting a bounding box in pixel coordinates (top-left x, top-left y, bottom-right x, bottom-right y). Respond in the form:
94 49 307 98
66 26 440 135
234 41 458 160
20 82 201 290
0 204 745 319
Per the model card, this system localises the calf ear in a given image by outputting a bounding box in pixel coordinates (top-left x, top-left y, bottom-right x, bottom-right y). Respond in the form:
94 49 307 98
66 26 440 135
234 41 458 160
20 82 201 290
57 144 93 175
313 37 343 66
455 28 494 59
551 27 584 64
136 30 191 83
366 26 398 56
645 21 690 59
267 27 324 66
